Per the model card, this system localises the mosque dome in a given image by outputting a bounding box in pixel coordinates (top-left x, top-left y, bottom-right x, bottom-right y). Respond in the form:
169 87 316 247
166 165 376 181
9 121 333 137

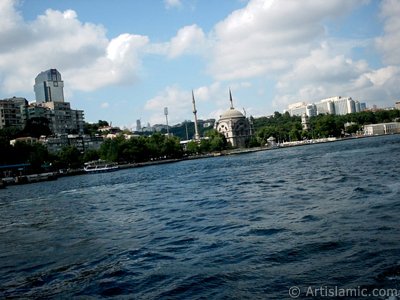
220 107 245 120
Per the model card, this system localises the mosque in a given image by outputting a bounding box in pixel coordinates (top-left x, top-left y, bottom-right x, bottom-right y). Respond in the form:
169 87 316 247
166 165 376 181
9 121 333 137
214 90 253 148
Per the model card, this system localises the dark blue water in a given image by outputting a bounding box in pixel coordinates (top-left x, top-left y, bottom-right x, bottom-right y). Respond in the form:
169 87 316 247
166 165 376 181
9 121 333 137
1 135 400 299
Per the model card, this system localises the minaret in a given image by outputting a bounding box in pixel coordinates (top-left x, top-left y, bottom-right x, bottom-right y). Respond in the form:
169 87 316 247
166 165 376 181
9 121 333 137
229 88 234 109
192 90 200 141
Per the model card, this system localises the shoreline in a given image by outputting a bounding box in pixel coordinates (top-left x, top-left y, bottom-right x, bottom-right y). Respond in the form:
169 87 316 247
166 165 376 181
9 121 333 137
1 133 397 187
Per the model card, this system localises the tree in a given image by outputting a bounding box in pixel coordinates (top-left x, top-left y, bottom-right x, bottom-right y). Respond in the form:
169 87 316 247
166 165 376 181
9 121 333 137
58 146 82 169
204 129 228 151
83 149 100 162
22 117 52 137
186 141 199 155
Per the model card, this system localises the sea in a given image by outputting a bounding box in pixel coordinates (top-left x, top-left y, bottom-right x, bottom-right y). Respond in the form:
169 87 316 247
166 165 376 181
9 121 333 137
1 134 400 299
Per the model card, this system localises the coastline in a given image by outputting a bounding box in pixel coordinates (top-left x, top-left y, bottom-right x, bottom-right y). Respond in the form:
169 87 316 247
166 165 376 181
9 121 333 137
1 133 397 188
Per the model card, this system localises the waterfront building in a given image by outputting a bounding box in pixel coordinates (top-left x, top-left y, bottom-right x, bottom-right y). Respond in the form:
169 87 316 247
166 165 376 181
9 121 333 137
363 122 400 135
41 134 104 153
0 97 28 129
287 96 362 117
34 69 64 103
214 90 252 148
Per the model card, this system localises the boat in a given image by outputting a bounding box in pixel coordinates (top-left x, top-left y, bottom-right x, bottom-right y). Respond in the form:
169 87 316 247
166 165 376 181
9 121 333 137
84 160 119 173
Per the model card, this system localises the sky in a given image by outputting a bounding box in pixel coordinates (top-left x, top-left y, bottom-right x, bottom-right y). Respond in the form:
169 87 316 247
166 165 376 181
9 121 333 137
0 0 399 129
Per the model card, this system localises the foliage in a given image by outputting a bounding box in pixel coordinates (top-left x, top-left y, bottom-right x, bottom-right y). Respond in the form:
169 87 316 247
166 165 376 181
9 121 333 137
99 133 183 163
253 109 400 143
0 109 399 175
22 117 52 138
57 146 83 169
84 120 110 136
8 141 53 173
168 121 214 140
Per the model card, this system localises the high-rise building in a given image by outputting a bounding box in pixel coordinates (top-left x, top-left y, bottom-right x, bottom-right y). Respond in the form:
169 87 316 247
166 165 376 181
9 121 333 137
34 69 64 103
31 69 85 135
136 119 142 132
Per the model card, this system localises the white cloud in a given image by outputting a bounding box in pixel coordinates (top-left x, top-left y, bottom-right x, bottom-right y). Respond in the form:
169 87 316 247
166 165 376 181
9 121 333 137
144 85 192 125
375 0 400 65
273 40 400 109
164 0 182 9
146 24 207 59
0 1 148 96
168 25 206 58
100 102 110 109
67 33 149 91
208 0 365 81
144 82 253 125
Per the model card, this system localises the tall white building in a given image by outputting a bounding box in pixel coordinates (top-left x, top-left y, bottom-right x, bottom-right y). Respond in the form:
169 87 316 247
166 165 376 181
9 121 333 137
34 69 64 103
287 96 364 117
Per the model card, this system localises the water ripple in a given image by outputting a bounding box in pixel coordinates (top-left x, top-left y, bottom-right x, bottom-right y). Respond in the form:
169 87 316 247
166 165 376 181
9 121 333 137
1 135 400 298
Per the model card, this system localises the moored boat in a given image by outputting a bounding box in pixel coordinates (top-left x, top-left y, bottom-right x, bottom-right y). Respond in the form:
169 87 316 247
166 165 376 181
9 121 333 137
84 160 118 173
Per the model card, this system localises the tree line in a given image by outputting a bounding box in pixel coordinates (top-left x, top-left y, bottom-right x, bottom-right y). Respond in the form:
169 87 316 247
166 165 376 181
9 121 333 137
253 110 400 145
0 110 399 175
0 119 229 174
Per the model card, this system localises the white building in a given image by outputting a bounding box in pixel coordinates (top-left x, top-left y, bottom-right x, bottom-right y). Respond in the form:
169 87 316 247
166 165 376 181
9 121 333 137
287 96 364 117
364 122 400 135
286 102 307 116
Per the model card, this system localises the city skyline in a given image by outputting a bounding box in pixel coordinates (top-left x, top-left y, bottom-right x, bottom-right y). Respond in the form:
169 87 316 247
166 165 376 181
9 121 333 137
0 0 399 128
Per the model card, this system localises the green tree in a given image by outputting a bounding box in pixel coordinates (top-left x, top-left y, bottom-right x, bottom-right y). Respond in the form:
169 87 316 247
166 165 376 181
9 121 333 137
83 149 100 162
22 117 52 137
186 141 199 155
58 146 82 169
204 129 228 151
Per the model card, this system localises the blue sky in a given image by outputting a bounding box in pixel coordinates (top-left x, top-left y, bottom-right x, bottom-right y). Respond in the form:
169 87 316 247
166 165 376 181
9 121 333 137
1 0 399 129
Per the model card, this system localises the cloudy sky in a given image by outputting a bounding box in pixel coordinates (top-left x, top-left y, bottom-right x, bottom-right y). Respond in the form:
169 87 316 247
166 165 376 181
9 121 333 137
0 0 399 128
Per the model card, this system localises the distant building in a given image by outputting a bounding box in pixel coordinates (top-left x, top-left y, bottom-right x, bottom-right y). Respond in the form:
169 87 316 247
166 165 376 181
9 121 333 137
31 69 85 135
214 90 252 148
0 97 28 129
286 102 307 116
136 119 142 132
395 101 400 110
41 134 104 153
301 113 310 131
39 101 84 135
286 96 364 117
364 122 400 135
34 69 64 103
10 137 38 146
